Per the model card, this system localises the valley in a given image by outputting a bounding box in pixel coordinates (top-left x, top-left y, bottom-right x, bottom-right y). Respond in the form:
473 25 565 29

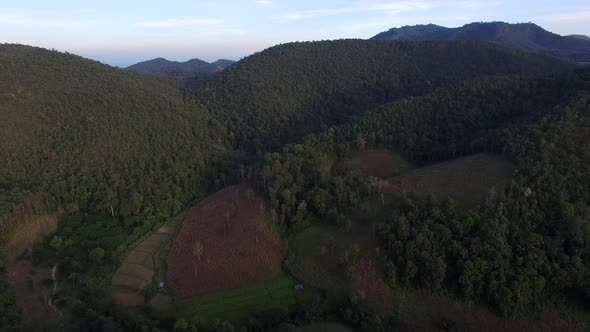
1 17 590 332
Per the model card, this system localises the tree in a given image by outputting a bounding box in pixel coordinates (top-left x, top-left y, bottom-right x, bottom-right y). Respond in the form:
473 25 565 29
89 247 105 265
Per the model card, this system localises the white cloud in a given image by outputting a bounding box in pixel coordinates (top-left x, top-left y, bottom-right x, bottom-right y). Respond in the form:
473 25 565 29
279 1 502 21
134 18 225 28
0 14 97 28
256 0 272 5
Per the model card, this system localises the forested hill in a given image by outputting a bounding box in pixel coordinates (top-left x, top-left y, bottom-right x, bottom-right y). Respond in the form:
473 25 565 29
0 40 577 227
372 22 590 63
194 39 576 151
0 44 227 222
126 57 233 79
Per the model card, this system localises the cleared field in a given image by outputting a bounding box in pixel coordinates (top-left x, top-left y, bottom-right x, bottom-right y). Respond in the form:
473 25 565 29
166 185 285 299
174 274 316 323
289 223 392 314
341 150 414 178
383 153 515 208
111 225 176 306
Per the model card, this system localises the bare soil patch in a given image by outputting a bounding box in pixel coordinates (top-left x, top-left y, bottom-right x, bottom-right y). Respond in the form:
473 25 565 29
358 152 398 178
166 185 285 299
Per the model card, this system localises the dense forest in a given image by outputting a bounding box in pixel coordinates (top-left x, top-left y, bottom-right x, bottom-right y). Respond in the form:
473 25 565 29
0 41 572 226
193 40 574 151
256 68 590 318
1 39 590 330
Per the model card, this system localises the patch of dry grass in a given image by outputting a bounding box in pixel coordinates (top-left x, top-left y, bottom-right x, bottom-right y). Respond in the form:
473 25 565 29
1 214 58 261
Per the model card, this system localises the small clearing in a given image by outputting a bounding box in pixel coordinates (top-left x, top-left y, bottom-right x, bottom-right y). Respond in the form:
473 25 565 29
289 222 392 314
341 150 412 178
382 153 515 208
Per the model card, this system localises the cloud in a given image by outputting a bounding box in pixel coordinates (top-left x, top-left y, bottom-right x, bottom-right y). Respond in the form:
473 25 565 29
256 0 272 5
279 1 502 21
134 18 225 28
536 9 590 23
0 14 97 28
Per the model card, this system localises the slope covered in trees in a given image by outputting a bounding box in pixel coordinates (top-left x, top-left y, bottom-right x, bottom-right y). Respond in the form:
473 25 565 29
257 68 590 318
0 40 573 226
0 44 228 226
0 40 589 330
372 22 590 63
195 39 575 151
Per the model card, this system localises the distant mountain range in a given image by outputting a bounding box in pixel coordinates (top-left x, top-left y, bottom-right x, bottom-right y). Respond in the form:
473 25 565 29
126 57 235 78
372 22 590 63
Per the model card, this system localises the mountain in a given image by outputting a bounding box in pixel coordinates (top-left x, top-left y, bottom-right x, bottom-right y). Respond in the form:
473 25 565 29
568 34 590 42
211 59 236 69
0 40 574 221
372 22 590 63
0 44 225 220
2 40 590 331
194 39 576 150
126 57 222 78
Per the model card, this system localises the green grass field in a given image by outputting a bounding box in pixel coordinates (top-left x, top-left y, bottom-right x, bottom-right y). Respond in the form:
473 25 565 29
170 274 317 324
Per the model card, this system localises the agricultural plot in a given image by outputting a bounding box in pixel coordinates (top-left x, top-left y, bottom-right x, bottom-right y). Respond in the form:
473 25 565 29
383 153 515 208
111 225 176 306
289 222 393 314
166 185 285 299
341 150 414 178
174 274 315 323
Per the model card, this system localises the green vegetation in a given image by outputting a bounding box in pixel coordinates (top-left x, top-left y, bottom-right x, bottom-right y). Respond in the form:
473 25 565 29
0 261 21 331
1 39 590 330
175 274 317 324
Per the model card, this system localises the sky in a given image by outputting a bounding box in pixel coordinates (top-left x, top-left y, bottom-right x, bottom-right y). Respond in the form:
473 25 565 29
1 0 589 67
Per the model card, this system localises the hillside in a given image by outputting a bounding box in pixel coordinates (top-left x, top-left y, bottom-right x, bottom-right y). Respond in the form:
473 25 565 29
1 40 590 331
126 57 223 78
0 44 227 222
195 39 575 151
372 22 590 63
568 34 590 42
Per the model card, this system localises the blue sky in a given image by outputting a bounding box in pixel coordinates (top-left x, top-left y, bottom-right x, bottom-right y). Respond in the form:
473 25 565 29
1 0 589 66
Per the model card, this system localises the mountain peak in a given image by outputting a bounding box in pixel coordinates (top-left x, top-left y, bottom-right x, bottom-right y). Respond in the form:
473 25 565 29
372 22 590 63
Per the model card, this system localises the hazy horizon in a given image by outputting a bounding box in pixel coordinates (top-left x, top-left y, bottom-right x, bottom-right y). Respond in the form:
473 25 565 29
2 0 589 67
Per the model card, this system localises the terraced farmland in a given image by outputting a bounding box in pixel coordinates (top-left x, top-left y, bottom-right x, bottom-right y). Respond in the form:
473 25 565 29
111 225 176 306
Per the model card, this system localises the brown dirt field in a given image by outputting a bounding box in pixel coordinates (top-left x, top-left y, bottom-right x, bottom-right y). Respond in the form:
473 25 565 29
166 185 285 299
111 290 145 307
358 152 398 178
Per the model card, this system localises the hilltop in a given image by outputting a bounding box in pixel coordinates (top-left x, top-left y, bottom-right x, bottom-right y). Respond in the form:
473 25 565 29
372 22 590 63
126 57 235 78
